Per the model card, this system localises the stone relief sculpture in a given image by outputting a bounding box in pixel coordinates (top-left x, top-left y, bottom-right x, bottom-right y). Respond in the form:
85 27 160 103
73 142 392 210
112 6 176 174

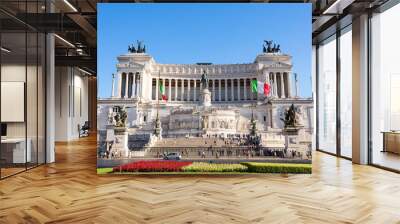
280 104 300 128
114 106 128 127
203 116 209 129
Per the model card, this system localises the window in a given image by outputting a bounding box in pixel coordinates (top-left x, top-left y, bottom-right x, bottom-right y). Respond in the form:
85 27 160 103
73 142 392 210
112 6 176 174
317 35 337 154
0 1 47 179
370 3 400 171
339 26 352 158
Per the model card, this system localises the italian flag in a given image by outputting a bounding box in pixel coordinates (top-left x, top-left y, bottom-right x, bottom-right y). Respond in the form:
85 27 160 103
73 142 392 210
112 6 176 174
251 79 271 96
159 80 167 101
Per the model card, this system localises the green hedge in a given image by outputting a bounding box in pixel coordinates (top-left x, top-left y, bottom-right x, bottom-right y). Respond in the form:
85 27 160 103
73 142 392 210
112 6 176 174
97 168 113 174
182 162 248 172
240 162 312 174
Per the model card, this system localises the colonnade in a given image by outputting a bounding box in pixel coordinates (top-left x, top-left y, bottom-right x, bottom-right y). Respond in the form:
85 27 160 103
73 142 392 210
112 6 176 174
268 72 292 98
152 78 255 102
150 72 292 102
118 72 141 98
113 72 293 100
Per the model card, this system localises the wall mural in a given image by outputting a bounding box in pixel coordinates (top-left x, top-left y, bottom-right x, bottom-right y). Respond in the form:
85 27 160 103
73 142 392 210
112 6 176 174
97 4 313 174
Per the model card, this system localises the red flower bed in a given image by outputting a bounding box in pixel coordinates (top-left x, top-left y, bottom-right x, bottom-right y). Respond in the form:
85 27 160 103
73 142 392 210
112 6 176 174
113 160 193 172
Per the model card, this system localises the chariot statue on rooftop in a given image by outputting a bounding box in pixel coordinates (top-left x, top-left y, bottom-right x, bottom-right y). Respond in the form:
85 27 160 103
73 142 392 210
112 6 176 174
263 40 281 53
128 40 146 53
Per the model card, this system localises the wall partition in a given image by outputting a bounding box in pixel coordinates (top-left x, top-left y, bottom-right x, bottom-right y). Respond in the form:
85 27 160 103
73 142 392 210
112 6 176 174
0 1 47 179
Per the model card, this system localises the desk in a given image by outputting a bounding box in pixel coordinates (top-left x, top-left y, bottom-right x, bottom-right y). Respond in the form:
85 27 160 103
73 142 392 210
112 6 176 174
1 138 31 163
382 131 400 154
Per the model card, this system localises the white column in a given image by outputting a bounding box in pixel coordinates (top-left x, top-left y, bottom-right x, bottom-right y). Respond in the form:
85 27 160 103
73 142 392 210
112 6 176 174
269 75 273 97
181 79 184 101
117 73 122 98
286 72 291 98
175 79 178 101
128 73 132 98
138 74 142 98
162 78 166 100
231 79 234 101
132 73 136 97
134 74 138 96
155 78 159 100
280 73 286 98
244 79 247 100
168 78 172 101
225 79 228 101
352 14 369 164
111 73 115 97
187 79 191 101
295 73 299 97
46 30 55 163
271 106 277 128
193 79 197 101
273 73 278 97
218 79 221 101
124 73 129 98
212 79 215 101
237 79 240 101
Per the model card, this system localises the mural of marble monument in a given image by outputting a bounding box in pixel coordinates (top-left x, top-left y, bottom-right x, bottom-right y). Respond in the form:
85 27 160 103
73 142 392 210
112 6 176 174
97 40 313 167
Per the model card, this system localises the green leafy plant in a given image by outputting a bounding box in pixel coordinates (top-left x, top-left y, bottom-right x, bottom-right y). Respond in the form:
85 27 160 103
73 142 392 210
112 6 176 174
97 168 113 174
241 162 312 174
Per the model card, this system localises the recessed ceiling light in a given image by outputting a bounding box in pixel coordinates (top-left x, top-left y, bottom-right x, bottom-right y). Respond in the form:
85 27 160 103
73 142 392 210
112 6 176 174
1 47 11 53
54 34 75 48
78 67 92 76
63 0 78 12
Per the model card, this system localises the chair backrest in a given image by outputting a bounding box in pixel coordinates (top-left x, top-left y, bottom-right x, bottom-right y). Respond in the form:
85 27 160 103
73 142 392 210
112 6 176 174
82 121 90 129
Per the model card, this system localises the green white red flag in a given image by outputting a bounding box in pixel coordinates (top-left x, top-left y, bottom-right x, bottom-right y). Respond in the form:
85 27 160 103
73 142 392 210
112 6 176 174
251 79 270 96
159 80 167 101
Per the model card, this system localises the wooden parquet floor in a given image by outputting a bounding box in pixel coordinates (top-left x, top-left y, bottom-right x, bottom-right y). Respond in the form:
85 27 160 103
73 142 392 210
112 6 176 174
1 135 400 224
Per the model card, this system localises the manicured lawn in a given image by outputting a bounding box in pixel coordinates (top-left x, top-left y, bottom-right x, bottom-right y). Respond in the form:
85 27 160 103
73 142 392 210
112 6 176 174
182 162 248 172
241 162 312 174
97 168 113 174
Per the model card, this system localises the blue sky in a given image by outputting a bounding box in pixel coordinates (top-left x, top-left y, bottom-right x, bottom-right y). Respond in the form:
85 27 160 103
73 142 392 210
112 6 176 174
98 3 312 98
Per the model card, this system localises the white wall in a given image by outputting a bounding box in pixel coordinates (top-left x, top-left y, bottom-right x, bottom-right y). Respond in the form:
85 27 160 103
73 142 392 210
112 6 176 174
1 63 47 163
1 65 40 136
54 66 89 141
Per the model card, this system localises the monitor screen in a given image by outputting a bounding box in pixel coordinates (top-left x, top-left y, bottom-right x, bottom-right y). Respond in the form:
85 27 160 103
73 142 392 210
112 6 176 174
1 123 7 137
